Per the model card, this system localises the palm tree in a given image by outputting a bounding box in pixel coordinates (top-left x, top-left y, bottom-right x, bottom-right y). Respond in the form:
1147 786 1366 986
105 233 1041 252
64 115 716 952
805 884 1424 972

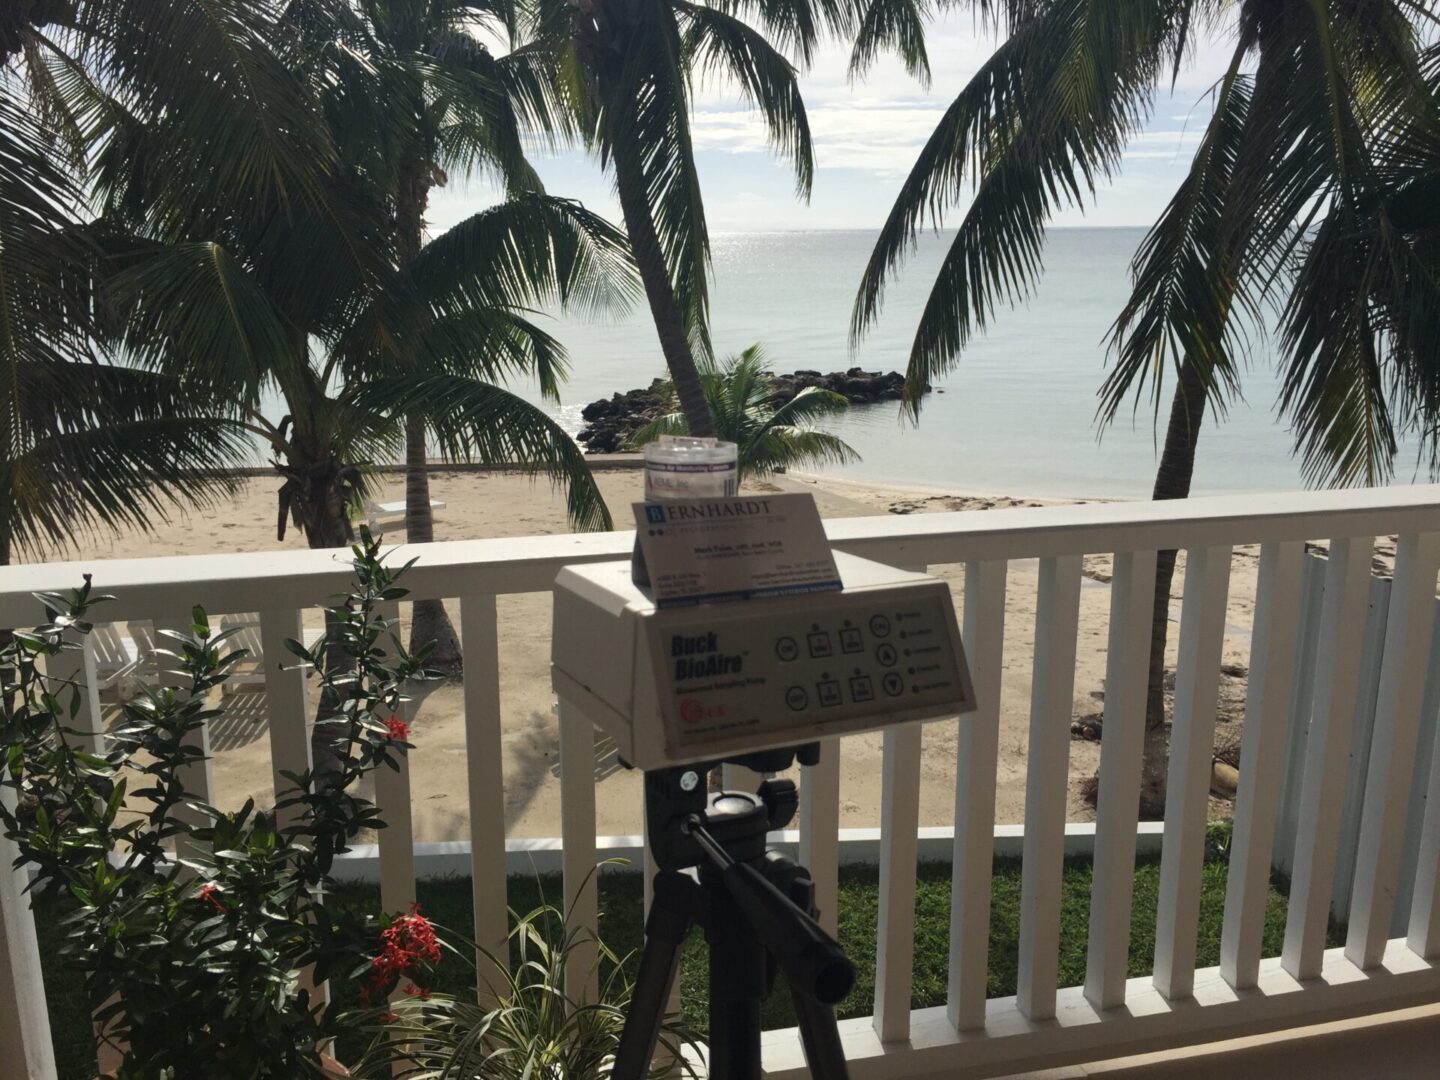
852 1 1440 811
634 344 859 483
527 0 931 438
336 0 579 669
0 1 323 564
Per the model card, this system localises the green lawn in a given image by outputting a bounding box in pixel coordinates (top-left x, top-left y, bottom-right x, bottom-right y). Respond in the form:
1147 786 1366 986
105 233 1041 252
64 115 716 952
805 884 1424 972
35 848 1337 1079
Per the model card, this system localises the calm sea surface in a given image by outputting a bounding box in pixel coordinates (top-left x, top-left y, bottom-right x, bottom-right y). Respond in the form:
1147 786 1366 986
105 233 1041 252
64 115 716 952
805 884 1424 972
531 227 1425 500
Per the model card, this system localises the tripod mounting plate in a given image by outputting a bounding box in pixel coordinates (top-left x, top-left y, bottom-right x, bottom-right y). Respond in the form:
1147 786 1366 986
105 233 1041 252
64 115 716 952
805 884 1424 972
644 760 798 871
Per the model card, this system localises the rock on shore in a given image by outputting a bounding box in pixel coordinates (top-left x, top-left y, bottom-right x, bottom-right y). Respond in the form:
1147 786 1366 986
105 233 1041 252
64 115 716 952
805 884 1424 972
576 368 926 453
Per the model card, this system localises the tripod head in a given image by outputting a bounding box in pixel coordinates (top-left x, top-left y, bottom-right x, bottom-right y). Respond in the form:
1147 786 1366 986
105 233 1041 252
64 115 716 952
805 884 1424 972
643 745 808 871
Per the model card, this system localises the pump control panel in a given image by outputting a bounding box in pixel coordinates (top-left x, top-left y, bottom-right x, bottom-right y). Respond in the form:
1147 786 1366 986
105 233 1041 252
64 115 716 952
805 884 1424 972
552 552 975 769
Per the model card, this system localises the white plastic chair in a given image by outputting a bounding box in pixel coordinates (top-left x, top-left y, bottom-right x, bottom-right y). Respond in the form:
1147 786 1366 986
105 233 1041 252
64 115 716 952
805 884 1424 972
217 614 325 695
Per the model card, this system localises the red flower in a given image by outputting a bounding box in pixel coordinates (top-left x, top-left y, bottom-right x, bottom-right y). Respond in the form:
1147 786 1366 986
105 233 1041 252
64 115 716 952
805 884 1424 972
363 904 440 1004
385 714 410 741
197 884 227 914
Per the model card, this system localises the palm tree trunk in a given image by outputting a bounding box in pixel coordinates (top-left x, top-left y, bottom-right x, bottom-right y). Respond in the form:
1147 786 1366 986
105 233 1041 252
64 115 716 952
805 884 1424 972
297 460 358 791
395 159 463 672
1138 354 1207 816
611 150 717 440
404 416 463 672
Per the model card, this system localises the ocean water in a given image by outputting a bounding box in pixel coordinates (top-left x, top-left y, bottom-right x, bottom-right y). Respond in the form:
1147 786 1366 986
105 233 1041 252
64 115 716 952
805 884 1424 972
533 227 1426 500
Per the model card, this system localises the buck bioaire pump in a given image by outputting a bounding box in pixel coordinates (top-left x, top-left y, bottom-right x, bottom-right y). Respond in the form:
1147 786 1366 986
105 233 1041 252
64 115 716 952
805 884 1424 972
551 551 977 770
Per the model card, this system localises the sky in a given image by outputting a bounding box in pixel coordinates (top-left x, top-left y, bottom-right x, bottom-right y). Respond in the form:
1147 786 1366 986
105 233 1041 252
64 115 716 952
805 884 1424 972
429 10 1240 235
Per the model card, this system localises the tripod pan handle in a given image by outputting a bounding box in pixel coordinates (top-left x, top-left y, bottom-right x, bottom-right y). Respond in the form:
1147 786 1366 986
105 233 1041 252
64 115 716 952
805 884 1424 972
722 861 856 1005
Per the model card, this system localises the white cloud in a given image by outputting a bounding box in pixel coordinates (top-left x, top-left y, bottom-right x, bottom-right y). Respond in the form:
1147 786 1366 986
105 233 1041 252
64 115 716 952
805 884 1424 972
430 9 1244 230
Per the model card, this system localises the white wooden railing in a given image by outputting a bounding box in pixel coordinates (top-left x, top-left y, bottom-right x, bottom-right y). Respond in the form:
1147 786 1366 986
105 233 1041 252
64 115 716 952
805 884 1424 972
3 487 1440 1078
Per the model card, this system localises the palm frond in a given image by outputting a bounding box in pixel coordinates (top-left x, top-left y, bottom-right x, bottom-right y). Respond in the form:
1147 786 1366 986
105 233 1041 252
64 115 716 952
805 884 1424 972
849 0 932 84
80 0 342 227
422 29 537 191
410 193 639 320
742 428 860 477
765 384 852 428
347 374 612 531
1100 48 1255 425
417 307 570 399
851 0 1185 417
104 239 295 403
0 95 94 369
632 410 691 447
0 362 251 559
679 3 815 197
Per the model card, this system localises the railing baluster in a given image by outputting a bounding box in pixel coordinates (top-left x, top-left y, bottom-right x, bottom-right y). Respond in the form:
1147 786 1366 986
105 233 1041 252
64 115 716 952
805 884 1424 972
722 762 766 791
1084 550 1157 1010
873 722 922 1042
460 595 509 997
258 609 328 1017
57 617 124 1080
153 616 215 848
1154 545 1233 1000
46 632 103 756
872 560 932 1044
1017 553 1083 1021
1347 533 1440 968
0 783 59 1079
259 609 312 830
557 696 600 1005
1281 537 1374 980
1220 541 1305 990
373 601 416 916
1392 604 1440 945
798 736 841 937
1408 680 1440 957
948 559 1007 1030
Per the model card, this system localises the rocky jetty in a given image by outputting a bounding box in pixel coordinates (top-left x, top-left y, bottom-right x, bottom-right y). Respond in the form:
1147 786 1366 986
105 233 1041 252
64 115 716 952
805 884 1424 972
576 368 925 453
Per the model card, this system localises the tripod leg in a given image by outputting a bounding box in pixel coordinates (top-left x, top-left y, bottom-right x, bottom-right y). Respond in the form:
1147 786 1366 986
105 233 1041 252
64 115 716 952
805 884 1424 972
707 882 766 1080
788 987 851 1080
613 871 697 1080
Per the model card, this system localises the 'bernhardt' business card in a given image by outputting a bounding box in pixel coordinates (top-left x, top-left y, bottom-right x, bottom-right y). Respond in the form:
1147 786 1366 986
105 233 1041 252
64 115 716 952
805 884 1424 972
633 493 841 608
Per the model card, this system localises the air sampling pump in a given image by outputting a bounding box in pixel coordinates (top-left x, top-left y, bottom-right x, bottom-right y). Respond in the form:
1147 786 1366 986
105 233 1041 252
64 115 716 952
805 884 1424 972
550 479 974 1080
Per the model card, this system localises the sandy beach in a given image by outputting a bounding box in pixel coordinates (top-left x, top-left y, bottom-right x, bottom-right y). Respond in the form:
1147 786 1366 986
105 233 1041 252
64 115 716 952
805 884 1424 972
43 464 1312 841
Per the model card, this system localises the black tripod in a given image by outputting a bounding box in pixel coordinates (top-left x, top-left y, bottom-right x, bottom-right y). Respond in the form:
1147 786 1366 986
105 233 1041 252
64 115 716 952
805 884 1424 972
612 744 853 1080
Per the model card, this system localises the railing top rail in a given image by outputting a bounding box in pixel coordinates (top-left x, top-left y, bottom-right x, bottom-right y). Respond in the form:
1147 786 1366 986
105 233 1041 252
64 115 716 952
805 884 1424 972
3 486 1438 623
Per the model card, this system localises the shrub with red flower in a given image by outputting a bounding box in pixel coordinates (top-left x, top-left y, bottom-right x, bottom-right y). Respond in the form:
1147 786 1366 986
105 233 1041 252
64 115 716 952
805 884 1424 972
359 903 441 1007
385 714 410 742
196 884 227 914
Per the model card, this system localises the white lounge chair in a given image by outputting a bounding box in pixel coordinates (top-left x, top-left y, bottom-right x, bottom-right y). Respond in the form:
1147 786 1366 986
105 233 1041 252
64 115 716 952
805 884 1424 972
363 498 446 533
91 622 147 701
217 614 325 695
